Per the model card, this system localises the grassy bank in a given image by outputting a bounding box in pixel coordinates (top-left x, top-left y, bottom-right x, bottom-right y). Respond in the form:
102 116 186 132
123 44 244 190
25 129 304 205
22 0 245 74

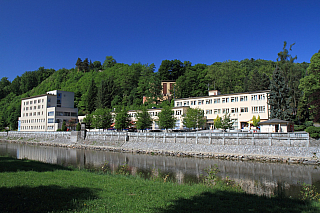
0 157 319 212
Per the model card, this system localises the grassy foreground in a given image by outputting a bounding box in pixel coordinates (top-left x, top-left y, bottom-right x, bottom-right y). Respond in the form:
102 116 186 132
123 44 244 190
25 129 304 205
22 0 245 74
0 157 319 213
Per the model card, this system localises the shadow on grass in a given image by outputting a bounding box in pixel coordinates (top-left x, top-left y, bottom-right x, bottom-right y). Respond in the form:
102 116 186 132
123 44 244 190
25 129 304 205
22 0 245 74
0 185 99 213
155 191 319 213
0 156 72 172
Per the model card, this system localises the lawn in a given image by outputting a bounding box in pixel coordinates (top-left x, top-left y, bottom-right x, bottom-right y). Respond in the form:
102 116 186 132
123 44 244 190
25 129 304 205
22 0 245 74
0 156 319 212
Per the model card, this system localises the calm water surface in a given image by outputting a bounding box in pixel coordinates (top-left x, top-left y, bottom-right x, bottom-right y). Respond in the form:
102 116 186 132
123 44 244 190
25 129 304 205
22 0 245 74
1 141 320 199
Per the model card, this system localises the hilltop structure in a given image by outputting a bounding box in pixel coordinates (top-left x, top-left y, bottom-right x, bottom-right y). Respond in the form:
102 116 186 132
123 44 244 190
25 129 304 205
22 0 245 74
18 90 78 131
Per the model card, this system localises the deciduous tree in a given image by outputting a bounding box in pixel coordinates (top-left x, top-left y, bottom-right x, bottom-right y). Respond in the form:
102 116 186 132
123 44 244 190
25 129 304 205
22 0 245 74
182 108 206 129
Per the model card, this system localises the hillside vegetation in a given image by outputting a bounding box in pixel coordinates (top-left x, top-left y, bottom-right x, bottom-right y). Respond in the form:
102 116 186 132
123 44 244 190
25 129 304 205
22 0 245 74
1 42 319 131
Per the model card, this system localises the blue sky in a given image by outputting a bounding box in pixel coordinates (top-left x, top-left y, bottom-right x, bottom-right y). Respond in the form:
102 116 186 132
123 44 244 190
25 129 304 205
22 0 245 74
1 0 319 81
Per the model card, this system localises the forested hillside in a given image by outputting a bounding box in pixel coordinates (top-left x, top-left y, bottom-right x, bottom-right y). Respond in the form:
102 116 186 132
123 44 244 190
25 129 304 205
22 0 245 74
1 42 319 131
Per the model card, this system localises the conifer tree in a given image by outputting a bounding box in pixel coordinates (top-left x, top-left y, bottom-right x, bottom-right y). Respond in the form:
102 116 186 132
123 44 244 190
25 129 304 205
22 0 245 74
268 66 292 120
85 79 97 113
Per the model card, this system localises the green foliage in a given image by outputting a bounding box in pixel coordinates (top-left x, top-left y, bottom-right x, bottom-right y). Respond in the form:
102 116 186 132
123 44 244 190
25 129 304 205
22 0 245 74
114 108 130 130
61 121 67 131
76 122 81 131
135 107 153 131
182 108 206 129
300 183 320 202
269 66 292 121
84 78 97 113
102 56 117 69
221 113 233 130
294 125 306 131
92 108 112 130
213 115 222 129
305 126 320 138
83 114 93 130
158 105 176 130
252 115 260 127
203 165 220 187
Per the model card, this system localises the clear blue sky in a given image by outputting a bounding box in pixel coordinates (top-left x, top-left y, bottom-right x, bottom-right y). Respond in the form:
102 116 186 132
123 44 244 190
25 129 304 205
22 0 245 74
1 0 319 81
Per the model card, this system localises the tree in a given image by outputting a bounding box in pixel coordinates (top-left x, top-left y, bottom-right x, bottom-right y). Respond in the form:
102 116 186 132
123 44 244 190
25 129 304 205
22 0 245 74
92 108 112 131
157 105 176 130
221 113 233 131
182 108 206 129
76 58 82 72
158 59 185 81
135 107 153 131
82 58 89 72
268 66 292 120
84 78 97 113
76 122 81 131
61 121 67 131
96 77 115 109
103 56 117 69
114 108 130 131
83 114 93 130
214 115 222 129
252 115 260 127
298 52 320 122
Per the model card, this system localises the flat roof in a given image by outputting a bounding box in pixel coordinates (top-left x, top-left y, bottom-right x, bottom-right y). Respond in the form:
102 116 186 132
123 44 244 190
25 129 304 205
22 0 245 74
174 90 270 101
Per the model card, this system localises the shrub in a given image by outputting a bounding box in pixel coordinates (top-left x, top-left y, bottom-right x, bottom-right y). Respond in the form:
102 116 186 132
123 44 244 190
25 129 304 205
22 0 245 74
294 125 306 131
305 126 320 138
305 121 314 127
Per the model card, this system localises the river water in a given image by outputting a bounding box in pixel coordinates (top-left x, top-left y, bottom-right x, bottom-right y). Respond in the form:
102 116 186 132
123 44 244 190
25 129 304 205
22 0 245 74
1 141 320 199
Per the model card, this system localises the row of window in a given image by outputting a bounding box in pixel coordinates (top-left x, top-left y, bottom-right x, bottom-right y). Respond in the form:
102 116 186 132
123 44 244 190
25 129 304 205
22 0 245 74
205 106 265 115
176 94 266 107
20 125 46 130
20 119 46 124
23 105 44 111
22 111 44 117
23 98 45 105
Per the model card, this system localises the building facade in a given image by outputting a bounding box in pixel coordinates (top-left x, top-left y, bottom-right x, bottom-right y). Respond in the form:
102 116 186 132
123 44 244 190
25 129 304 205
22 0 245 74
174 90 269 130
18 90 78 131
128 90 269 131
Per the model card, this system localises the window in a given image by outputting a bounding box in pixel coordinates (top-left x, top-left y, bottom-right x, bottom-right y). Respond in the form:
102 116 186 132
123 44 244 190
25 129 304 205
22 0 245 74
48 111 54 116
37 112 40 115
183 101 189 106
26 107 29 111
222 108 229 114
206 99 212 104
38 99 41 103
38 105 40 109
231 97 238 102
29 113 32 116
222 98 229 103
176 110 182 115
214 98 220 104
206 110 212 114
71 112 77 117
30 101 33 104
33 106 36 110
214 109 221 114
240 107 248 113
198 100 204 105
48 118 54 123
259 106 265 112
240 96 247 102
231 108 238 113
252 106 259 113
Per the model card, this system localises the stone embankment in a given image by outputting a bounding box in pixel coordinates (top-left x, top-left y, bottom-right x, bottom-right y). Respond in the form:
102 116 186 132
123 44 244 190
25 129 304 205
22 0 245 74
1 131 320 165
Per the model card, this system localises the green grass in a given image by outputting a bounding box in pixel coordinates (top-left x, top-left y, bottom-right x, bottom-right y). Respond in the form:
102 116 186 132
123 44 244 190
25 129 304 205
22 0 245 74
0 156 320 213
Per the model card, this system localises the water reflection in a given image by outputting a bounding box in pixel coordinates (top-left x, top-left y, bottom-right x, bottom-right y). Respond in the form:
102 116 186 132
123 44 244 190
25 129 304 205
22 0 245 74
1 141 320 198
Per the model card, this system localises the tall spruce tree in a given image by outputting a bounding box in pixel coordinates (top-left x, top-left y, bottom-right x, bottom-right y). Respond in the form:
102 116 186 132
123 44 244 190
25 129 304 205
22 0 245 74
268 66 292 120
85 79 97 113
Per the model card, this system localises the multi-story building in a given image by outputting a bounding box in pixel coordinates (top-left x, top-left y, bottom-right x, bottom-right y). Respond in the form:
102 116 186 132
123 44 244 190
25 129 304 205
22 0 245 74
174 90 269 130
18 90 78 131
128 90 269 131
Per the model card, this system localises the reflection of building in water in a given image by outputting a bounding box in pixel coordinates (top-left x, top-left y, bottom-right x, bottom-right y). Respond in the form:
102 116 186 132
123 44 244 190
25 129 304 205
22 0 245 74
1 142 320 198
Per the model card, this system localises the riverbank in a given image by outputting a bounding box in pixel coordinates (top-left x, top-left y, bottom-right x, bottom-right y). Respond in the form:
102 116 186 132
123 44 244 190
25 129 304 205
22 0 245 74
1 156 319 212
1 134 320 165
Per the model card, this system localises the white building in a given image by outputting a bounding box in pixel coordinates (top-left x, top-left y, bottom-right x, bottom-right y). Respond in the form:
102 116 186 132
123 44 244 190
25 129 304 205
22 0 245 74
18 90 78 131
174 90 270 130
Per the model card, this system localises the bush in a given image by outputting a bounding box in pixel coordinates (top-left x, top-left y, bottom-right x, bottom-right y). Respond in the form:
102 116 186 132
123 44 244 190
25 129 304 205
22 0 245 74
305 121 314 127
305 126 320 138
294 125 306 131
56 129 62 131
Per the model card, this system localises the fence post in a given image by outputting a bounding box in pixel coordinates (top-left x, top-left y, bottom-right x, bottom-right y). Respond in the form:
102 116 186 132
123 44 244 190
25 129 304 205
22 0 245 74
163 133 166 143
196 133 198 144
174 133 176 143
223 132 225 145
185 133 187 143
237 132 239 145
209 133 212 144
252 133 255 145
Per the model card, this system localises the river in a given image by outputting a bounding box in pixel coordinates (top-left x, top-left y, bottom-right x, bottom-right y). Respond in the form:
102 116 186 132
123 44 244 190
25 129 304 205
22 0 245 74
1 141 320 199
